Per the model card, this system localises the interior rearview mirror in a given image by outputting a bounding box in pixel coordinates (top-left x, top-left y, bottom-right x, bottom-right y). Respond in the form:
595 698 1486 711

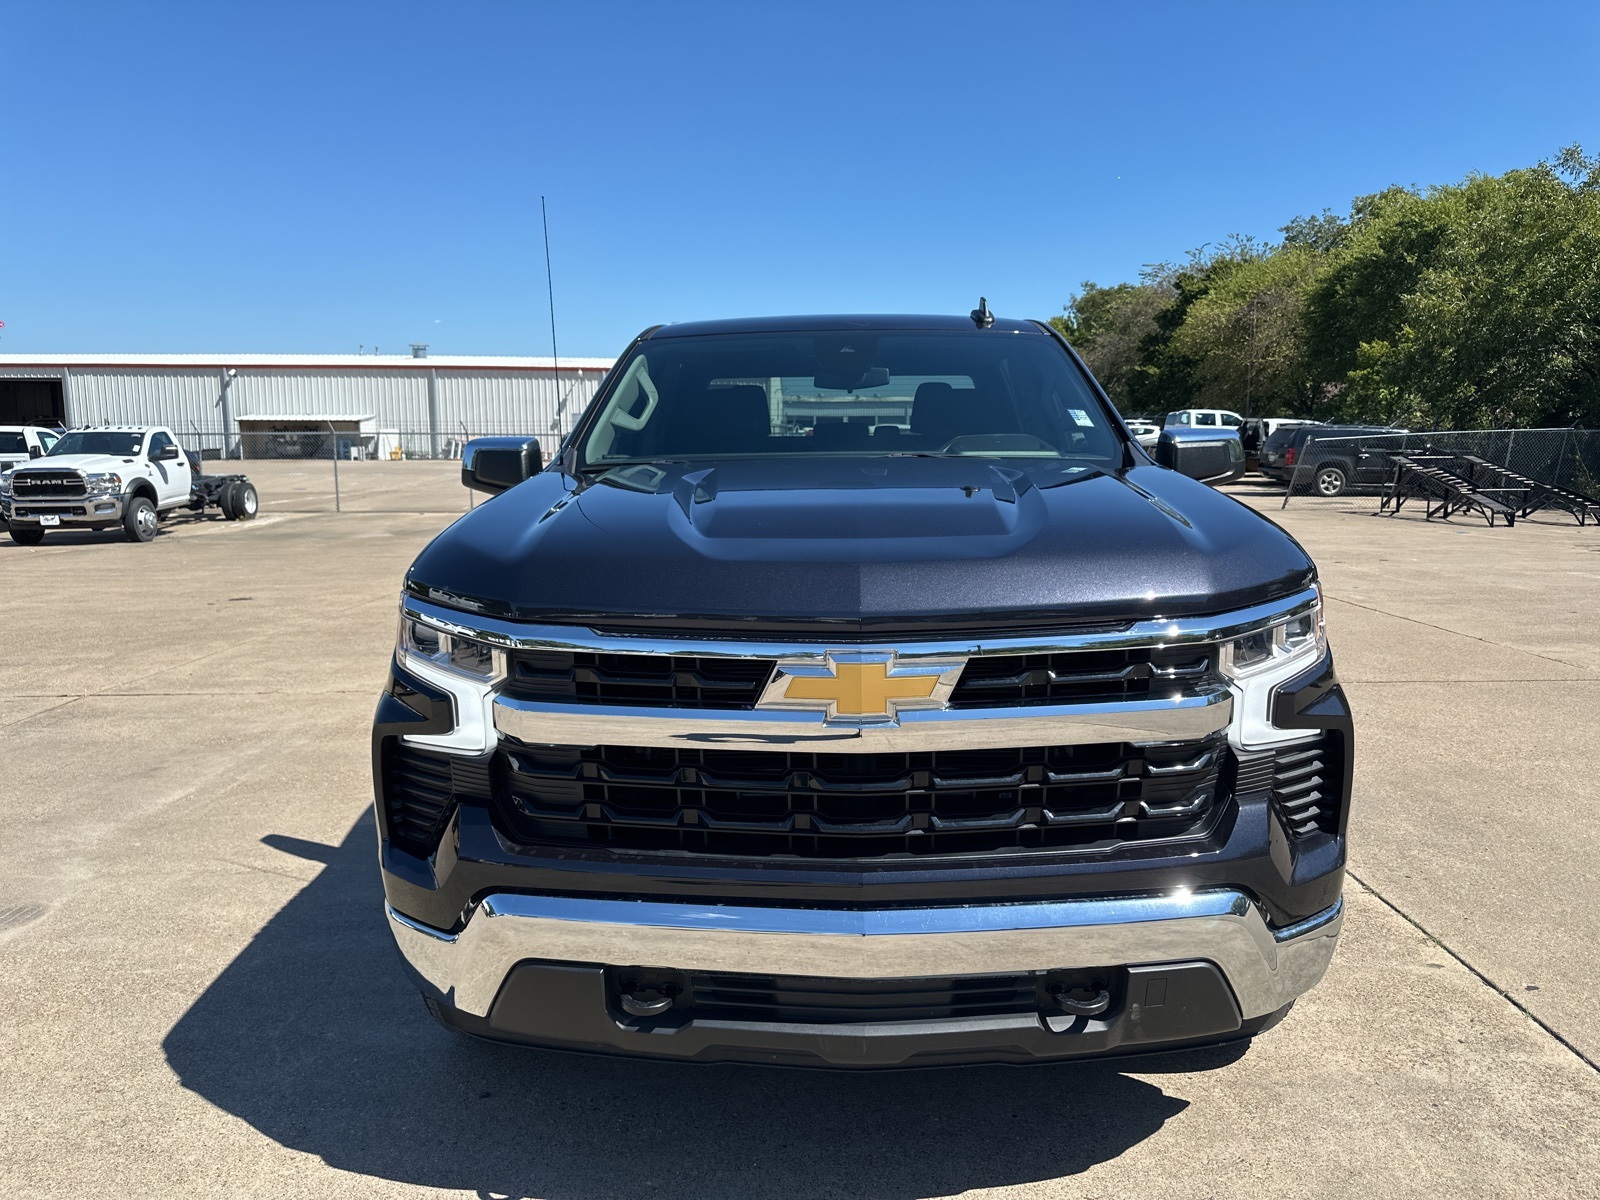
462 436 543 494
813 366 891 392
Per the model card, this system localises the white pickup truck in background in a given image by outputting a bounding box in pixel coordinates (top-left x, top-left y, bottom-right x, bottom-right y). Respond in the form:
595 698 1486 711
0 424 259 545
0 425 62 473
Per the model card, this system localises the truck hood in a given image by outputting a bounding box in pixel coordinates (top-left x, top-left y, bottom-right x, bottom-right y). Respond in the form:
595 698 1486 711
12 453 140 473
405 457 1316 634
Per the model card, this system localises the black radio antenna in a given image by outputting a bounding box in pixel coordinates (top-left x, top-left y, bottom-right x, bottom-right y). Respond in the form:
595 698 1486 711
542 195 560 387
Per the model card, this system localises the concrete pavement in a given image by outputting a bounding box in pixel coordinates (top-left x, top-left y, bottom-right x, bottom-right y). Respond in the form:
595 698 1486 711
2 496 1598 1198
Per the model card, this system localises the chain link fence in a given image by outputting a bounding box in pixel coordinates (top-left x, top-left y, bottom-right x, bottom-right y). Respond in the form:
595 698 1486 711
1280 427 1600 517
179 422 549 513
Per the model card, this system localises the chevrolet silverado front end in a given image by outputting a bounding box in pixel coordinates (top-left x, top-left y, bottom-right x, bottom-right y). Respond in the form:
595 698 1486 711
373 313 1351 1067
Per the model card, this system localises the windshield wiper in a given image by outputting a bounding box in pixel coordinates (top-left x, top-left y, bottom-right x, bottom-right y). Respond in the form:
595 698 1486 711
575 458 689 475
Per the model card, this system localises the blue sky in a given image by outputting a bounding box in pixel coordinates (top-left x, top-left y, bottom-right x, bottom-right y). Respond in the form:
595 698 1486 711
3 1 1597 358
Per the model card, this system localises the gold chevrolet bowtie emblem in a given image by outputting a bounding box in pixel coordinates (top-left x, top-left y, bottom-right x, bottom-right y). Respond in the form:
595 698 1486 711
759 652 966 723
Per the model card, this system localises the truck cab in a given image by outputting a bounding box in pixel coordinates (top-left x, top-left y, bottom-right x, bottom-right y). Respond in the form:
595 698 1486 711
374 312 1351 1067
0 425 61 472
1 424 192 544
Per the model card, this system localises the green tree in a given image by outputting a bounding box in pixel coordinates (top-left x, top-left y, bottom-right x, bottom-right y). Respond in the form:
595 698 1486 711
1167 245 1330 417
1059 145 1600 431
1050 279 1173 409
1309 149 1600 428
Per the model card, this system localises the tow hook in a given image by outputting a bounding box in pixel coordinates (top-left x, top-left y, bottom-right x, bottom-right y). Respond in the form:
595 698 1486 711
1048 983 1112 1017
620 982 679 1017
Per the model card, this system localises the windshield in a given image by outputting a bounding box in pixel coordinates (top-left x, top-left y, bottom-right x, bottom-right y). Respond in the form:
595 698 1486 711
578 330 1123 467
49 431 145 457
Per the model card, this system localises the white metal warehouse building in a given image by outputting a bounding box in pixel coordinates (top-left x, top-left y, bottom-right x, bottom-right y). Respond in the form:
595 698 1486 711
0 351 614 458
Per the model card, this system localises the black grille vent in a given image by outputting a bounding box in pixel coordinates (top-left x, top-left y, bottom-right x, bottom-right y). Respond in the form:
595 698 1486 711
13 471 86 498
507 650 775 709
949 646 1219 708
496 736 1225 859
1237 737 1337 838
1232 751 1278 795
383 743 491 854
680 971 1044 1024
1271 738 1335 837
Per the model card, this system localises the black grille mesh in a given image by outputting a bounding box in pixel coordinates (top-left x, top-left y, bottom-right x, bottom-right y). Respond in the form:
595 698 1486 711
505 644 1221 712
507 651 774 709
497 736 1225 859
680 971 1044 1024
13 471 86 498
948 646 1218 707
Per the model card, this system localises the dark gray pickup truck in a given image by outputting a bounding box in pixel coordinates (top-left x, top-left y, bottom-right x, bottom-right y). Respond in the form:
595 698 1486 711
373 311 1351 1067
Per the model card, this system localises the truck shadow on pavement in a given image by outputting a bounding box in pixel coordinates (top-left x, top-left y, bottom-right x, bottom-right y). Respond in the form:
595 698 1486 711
164 813 1247 1199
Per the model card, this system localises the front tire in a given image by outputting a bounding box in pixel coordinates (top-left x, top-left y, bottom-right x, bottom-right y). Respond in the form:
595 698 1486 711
1314 465 1349 497
123 496 158 542
8 524 44 546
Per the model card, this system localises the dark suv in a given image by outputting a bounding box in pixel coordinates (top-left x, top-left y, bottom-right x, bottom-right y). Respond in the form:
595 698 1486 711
1260 424 1405 494
375 312 1351 1067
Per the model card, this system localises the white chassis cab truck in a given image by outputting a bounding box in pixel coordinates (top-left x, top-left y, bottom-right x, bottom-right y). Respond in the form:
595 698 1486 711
0 424 259 545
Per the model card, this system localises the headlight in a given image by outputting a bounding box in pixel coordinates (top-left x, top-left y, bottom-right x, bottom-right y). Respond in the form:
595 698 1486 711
85 472 123 494
1217 589 1327 748
398 615 504 683
393 612 506 754
0 470 12 495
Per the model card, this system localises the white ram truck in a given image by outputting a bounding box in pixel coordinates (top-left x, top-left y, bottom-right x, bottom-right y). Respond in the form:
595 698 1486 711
0 424 258 545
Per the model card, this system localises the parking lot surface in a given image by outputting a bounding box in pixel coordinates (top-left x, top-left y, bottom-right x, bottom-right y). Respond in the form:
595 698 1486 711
3 495 1599 1198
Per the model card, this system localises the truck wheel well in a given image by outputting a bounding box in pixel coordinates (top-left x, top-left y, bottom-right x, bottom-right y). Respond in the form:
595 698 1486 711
126 479 158 501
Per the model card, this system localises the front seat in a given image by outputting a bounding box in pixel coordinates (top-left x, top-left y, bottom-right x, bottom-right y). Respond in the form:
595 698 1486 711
911 382 980 448
656 385 772 455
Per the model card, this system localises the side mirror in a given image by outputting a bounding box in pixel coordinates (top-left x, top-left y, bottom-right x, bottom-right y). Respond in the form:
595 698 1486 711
462 436 543 494
28 445 43 458
1156 428 1245 485
156 444 182 461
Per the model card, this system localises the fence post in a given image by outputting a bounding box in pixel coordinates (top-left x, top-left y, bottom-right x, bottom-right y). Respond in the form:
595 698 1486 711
462 422 475 511
1281 438 1311 509
329 421 341 513
428 369 442 461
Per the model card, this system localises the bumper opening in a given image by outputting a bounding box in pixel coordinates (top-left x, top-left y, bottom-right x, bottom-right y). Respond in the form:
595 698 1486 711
434 959 1247 1068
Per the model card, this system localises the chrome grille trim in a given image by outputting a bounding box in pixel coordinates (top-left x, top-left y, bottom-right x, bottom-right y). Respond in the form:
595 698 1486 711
399 590 1323 752
492 689 1233 751
402 587 1321 661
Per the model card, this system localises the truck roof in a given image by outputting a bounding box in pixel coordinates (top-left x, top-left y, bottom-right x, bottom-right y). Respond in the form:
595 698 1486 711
644 314 1045 339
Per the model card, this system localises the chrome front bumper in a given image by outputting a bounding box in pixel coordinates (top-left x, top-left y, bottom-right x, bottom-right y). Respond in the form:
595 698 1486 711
2 495 124 523
388 889 1343 1021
